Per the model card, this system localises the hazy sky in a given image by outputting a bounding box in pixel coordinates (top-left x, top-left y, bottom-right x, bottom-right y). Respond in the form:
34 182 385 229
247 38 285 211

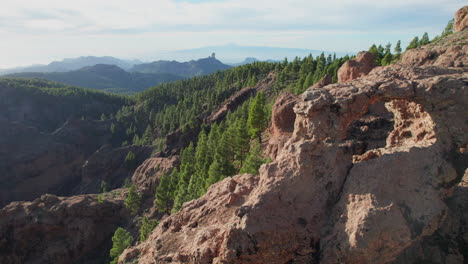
0 0 463 68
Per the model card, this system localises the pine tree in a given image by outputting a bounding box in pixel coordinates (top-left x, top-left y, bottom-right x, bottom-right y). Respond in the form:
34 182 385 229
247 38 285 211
109 227 133 264
139 216 158 242
247 92 267 141
420 32 430 46
406 36 420 50
394 40 402 55
140 125 153 145
205 154 226 188
124 151 137 169
125 184 141 215
302 72 314 90
441 19 454 37
240 139 267 175
100 180 108 193
154 173 171 214
381 52 393 66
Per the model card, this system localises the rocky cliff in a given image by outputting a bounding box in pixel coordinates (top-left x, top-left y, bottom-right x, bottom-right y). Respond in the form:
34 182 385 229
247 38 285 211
0 192 129 264
119 22 468 264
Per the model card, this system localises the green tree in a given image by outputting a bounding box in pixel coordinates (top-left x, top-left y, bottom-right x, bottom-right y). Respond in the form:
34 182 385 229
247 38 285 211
100 180 108 193
140 125 153 145
125 184 141 215
154 173 171 214
381 52 393 66
240 139 267 175
441 19 454 37
100 113 107 120
124 151 137 169
109 227 133 264
139 216 158 242
394 40 402 55
406 36 420 50
247 92 267 141
420 32 430 45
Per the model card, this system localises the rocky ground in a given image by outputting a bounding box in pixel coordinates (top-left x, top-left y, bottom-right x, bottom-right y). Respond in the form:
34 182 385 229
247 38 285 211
118 14 468 264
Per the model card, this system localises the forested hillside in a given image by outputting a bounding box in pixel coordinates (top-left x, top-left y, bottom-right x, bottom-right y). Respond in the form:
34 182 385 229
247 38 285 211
0 78 131 132
6 65 182 94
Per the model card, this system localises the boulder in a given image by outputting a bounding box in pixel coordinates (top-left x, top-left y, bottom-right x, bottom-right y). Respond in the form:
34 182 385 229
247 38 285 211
454 6 468 32
337 52 375 83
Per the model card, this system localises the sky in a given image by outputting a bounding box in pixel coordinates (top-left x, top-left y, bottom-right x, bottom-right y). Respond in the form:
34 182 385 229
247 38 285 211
0 0 463 68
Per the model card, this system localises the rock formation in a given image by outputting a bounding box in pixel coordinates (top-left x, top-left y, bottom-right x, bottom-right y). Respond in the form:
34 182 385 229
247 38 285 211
454 6 468 32
0 119 112 207
0 192 129 264
119 29 467 264
132 155 180 197
337 51 375 83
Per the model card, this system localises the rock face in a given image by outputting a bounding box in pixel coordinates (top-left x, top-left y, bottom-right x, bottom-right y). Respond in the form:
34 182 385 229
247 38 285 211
0 119 113 207
132 155 180 197
119 30 467 264
0 192 129 264
266 92 298 159
454 6 468 32
337 51 375 83
77 145 154 194
401 31 467 67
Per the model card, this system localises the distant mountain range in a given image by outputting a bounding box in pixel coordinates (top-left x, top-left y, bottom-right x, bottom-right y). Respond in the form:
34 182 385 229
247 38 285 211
228 57 280 66
6 64 182 94
150 44 350 64
4 56 232 94
0 56 142 75
129 55 231 77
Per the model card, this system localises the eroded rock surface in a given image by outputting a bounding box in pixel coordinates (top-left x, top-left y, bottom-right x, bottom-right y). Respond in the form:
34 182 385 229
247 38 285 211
337 52 375 83
120 30 468 264
0 192 129 264
454 6 468 32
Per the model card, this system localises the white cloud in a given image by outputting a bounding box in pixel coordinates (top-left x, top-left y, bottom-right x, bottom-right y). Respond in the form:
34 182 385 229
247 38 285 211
0 0 463 67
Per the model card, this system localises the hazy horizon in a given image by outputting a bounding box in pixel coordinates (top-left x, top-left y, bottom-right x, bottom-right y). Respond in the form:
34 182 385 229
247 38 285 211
0 0 463 68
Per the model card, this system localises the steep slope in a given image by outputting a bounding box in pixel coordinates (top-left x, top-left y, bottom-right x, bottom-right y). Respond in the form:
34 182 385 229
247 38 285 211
0 192 130 264
130 56 231 77
0 79 152 207
6 64 182 94
119 25 468 264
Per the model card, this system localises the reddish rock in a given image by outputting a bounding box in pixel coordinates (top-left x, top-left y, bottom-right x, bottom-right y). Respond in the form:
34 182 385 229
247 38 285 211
266 92 298 159
205 87 255 124
454 6 468 32
119 30 467 264
310 74 332 89
0 192 129 264
337 51 375 83
401 31 467 67
132 155 180 197
205 72 276 125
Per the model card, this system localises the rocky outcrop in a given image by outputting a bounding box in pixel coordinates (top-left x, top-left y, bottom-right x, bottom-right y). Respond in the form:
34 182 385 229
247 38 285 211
266 92 298 159
337 52 375 83
454 6 468 32
77 145 154 194
205 72 276 125
401 30 467 67
310 74 332 89
205 87 255 124
132 155 180 197
0 192 129 264
119 29 467 264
